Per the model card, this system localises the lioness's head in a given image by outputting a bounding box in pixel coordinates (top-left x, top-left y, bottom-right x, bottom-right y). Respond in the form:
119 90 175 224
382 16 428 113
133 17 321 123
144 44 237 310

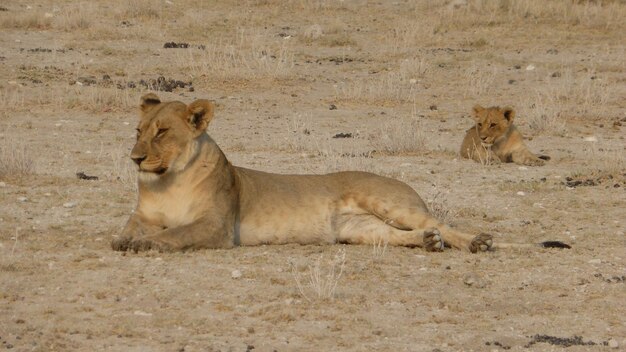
131 93 214 177
471 105 515 145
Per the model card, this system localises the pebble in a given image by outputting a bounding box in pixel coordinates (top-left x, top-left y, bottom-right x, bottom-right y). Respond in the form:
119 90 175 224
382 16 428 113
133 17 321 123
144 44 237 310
517 191 526 196
608 339 618 349
587 259 601 264
133 310 152 317
583 136 598 142
63 202 78 208
231 270 242 279
526 64 535 71
463 273 487 288
17 196 28 202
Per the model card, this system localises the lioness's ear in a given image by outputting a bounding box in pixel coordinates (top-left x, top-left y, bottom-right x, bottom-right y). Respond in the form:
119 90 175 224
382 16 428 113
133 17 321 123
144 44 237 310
502 107 515 123
472 104 484 121
187 99 215 133
140 93 161 113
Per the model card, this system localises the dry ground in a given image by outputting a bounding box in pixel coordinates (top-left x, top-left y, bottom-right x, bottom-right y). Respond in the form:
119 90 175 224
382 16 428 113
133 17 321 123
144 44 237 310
1 0 625 351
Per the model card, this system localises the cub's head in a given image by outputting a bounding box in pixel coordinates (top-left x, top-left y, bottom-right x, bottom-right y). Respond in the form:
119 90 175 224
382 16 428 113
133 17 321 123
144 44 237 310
130 93 214 176
471 105 515 144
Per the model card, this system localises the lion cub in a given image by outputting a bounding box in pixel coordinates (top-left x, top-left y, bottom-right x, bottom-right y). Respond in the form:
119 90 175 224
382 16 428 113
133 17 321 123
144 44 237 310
460 105 549 166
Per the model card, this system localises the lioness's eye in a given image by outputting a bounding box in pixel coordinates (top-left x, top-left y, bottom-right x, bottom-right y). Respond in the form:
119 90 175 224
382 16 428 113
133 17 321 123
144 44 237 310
156 128 169 138
477 123 482 127
490 123 497 128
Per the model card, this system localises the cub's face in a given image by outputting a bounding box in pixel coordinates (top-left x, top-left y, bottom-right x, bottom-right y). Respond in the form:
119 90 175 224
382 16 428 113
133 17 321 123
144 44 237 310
130 94 214 176
472 105 515 145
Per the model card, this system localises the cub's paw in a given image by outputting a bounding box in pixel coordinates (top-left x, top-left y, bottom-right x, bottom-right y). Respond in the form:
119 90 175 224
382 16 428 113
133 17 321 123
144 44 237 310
111 236 132 251
469 233 493 253
129 237 173 253
423 228 444 252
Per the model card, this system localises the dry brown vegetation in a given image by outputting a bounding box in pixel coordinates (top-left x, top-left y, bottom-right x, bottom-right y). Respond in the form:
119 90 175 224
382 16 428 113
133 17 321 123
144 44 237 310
1 0 625 351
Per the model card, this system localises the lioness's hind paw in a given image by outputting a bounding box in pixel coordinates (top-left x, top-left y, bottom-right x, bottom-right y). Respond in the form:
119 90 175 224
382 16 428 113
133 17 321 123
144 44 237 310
423 228 444 252
469 233 493 253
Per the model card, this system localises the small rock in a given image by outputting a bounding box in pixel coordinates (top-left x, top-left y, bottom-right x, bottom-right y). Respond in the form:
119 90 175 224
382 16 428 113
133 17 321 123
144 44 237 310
76 76 97 86
551 71 561 78
17 196 28 202
526 64 535 71
133 310 152 317
409 78 418 84
76 172 98 181
608 339 618 349
588 259 601 264
429 105 437 110
463 273 486 288
518 166 528 171
329 104 337 110
63 202 78 208
583 136 598 142
231 270 242 279
517 191 526 196
0 181 6 187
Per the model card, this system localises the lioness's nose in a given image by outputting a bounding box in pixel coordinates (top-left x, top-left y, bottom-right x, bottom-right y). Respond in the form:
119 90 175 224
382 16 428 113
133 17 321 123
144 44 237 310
131 154 146 165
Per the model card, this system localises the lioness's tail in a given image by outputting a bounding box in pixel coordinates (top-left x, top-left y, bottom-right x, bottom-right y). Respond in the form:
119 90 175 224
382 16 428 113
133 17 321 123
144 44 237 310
493 241 571 250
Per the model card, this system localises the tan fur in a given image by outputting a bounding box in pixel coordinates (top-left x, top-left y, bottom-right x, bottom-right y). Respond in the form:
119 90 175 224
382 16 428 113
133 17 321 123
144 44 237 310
460 105 548 166
113 96 552 254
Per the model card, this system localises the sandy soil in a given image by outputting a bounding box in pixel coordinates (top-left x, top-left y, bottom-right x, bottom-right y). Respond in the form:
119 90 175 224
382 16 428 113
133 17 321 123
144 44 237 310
1 1 625 351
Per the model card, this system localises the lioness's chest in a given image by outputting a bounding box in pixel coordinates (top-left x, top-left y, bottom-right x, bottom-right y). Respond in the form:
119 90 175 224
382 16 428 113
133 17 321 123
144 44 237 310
137 184 201 228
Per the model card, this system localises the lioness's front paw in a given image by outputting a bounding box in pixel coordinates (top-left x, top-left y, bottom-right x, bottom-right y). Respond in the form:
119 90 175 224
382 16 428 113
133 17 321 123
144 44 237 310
111 236 132 251
129 237 173 253
423 228 444 252
469 233 493 253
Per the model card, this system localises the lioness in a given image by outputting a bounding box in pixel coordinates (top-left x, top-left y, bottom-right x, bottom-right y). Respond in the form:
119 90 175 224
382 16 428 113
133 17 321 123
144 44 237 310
460 105 549 166
112 95 567 253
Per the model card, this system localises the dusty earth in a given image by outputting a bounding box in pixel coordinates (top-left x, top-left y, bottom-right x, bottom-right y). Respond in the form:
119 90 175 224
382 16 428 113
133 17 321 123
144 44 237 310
1 1 625 351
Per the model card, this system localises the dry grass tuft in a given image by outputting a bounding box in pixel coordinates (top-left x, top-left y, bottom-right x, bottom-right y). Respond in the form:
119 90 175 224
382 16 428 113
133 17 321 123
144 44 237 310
0 139 35 180
174 40 294 81
62 86 135 113
523 70 613 135
427 190 458 225
371 237 388 261
290 248 346 302
0 10 53 29
110 147 137 194
463 65 498 98
436 0 625 30
372 118 425 156
117 0 162 20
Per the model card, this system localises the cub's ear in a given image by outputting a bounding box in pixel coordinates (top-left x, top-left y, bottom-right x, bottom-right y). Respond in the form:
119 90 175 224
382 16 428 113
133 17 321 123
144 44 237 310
502 107 515 123
472 104 484 121
140 93 161 113
187 99 215 133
